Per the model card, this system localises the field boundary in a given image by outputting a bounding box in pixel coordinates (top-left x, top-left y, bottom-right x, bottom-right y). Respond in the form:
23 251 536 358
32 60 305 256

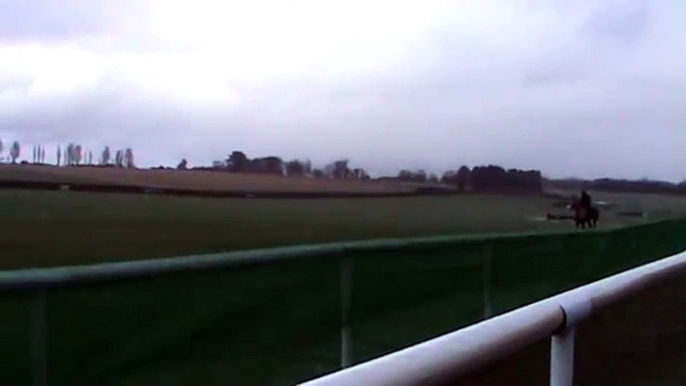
0 179 460 199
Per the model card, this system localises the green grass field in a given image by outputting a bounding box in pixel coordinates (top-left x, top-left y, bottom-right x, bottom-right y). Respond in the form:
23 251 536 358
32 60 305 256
2 189 686 269
2 189 686 385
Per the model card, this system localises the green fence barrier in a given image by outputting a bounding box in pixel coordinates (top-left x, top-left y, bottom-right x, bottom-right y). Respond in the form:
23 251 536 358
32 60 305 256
0 220 685 386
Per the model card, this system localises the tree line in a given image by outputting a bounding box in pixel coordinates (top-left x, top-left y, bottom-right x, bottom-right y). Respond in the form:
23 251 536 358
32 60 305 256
172 150 543 194
173 151 371 180
394 165 542 194
0 140 136 168
547 177 686 195
6 140 686 196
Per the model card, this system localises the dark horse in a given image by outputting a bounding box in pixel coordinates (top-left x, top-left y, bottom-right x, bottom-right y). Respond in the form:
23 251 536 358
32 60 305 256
570 200 599 229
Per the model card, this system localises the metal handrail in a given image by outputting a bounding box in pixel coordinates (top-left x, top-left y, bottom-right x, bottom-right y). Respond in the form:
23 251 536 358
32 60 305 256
298 248 686 386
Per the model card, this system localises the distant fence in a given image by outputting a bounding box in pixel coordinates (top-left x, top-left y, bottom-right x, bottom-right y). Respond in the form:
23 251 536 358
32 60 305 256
0 179 457 199
0 220 685 386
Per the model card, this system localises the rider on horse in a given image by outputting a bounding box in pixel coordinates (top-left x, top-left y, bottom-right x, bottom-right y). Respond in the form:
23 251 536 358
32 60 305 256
572 191 598 228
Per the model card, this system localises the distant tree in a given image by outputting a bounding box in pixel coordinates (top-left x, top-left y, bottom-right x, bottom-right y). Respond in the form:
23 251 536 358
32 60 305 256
211 160 226 169
177 158 188 170
456 166 471 191
398 170 413 181
323 160 349 179
124 148 135 168
226 151 249 172
334 160 350 179
428 174 439 184
397 169 427 183
303 159 313 175
57 145 62 166
9 141 20 164
88 151 93 165
247 156 283 175
349 168 370 180
102 146 111 165
441 170 457 185
115 150 124 167
415 170 427 183
312 168 325 178
285 159 307 176
469 165 540 194
32 145 37 163
74 145 83 165
66 143 74 166
323 163 335 178
0 139 3 156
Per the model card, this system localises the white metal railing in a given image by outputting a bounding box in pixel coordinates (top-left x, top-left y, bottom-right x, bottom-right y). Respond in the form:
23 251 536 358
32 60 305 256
298 249 686 386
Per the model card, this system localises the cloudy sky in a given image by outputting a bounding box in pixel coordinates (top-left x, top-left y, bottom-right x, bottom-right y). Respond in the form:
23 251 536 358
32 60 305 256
0 0 684 180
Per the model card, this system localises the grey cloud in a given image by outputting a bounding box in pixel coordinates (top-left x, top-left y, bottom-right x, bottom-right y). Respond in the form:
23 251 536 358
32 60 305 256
1 1 686 182
580 2 651 43
0 0 149 43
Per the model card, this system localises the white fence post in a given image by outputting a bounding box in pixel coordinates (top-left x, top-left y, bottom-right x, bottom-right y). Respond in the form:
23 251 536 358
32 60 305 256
340 256 353 368
31 291 48 386
550 327 575 386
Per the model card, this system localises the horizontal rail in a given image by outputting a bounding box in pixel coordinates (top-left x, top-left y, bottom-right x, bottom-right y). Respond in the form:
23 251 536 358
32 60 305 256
0 220 628 291
298 248 686 386
0 178 457 199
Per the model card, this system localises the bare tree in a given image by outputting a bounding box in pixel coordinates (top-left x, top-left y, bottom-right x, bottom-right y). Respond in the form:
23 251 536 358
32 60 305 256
74 145 82 165
102 146 111 165
10 141 20 163
57 145 62 166
66 143 74 166
124 148 134 168
115 150 124 167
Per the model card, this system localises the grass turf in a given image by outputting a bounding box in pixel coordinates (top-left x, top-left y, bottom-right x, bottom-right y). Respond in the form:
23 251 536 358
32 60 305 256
0 189 564 269
3 189 685 269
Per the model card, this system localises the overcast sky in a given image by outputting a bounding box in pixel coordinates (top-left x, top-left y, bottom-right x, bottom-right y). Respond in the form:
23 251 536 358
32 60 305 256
0 0 684 180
